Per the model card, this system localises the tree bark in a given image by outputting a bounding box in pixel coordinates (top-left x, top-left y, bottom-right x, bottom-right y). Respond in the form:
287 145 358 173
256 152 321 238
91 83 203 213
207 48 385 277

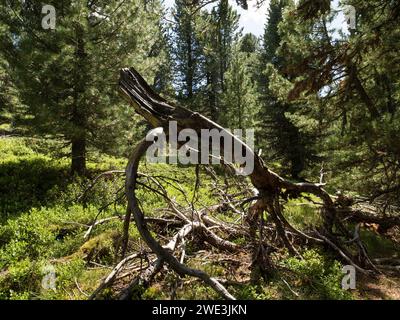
71 25 87 176
71 136 86 176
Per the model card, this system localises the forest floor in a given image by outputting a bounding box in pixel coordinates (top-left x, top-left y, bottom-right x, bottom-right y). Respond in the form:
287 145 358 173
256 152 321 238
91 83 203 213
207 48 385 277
355 275 400 300
108 249 400 300
0 136 399 300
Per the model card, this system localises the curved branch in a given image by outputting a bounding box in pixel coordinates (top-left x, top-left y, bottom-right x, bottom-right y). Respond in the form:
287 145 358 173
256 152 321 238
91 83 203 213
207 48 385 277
125 139 236 300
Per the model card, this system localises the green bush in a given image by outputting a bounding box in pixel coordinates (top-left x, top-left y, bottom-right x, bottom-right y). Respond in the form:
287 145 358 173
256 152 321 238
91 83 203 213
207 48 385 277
0 138 69 217
0 209 56 264
234 284 274 300
0 258 42 299
282 250 353 300
0 138 130 218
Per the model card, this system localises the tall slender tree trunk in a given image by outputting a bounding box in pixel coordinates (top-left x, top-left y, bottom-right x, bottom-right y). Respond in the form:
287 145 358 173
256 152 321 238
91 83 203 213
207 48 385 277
206 71 218 121
71 25 87 176
71 135 86 175
186 31 194 99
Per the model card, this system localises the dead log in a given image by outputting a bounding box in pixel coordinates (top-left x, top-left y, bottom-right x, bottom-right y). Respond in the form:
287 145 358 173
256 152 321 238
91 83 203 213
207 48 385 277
119 67 339 226
125 139 236 300
117 66 387 298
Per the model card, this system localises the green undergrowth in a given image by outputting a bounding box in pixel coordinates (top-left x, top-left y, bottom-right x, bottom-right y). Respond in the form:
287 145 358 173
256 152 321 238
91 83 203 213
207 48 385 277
140 249 353 300
0 137 397 300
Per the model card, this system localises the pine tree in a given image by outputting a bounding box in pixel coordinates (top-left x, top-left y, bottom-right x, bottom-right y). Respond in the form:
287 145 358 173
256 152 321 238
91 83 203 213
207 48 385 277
170 0 204 108
257 0 316 179
272 0 400 201
169 0 240 120
0 0 168 175
221 39 259 130
198 0 240 121
240 33 259 54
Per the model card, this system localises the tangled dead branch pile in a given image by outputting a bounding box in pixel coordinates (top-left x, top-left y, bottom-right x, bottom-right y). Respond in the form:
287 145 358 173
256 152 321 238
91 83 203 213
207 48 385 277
89 67 400 300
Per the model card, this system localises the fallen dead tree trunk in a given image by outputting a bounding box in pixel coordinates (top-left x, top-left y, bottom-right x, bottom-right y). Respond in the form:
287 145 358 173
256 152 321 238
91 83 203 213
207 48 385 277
119 68 335 225
124 139 236 300
92 67 400 300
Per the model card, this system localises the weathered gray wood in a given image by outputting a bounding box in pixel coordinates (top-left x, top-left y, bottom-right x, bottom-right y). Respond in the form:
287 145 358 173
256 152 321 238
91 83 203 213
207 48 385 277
125 139 236 300
118 66 391 294
119 67 337 228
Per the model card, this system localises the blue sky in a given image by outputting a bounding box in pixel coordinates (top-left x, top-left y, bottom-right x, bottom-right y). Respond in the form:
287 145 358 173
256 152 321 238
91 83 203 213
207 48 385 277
163 0 349 38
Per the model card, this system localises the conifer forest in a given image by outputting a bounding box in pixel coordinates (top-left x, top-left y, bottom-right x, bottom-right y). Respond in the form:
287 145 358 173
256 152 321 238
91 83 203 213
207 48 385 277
0 0 399 301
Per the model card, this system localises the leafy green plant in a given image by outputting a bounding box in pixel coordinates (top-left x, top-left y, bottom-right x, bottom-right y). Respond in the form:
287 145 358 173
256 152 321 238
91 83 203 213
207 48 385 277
234 284 275 300
282 250 353 300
